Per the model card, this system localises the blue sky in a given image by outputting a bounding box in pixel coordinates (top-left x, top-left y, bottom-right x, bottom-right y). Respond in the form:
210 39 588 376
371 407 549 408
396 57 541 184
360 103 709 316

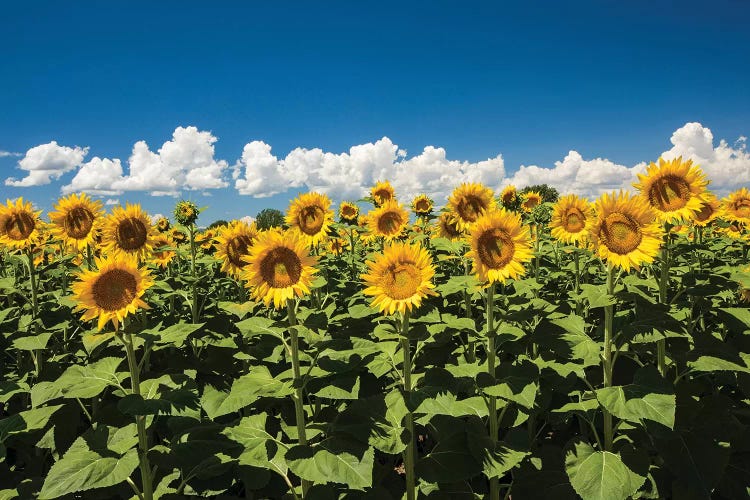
2 0 749 223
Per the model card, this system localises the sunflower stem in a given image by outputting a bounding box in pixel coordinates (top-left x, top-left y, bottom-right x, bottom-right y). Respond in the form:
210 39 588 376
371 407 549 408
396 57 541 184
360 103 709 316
485 282 500 500
86 244 94 271
657 223 671 377
26 248 39 322
463 259 475 363
400 309 416 500
122 330 154 500
189 225 199 323
574 246 582 315
287 300 311 496
603 265 616 452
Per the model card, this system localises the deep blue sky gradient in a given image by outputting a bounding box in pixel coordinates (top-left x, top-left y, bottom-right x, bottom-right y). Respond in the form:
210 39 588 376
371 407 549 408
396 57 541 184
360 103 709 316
1 0 749 221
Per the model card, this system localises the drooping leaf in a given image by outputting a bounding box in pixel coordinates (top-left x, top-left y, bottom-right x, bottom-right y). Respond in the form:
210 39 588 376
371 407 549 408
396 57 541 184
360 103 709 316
565 441 646 500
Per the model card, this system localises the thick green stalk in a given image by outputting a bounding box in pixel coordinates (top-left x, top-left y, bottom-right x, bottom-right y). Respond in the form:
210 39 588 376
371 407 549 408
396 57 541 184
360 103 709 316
657 225 670 377
485 283 500 500
123 332 153 500
463 259 475 362
400 310 416 500
27 248 38 320
603 265 616 451
574 246 581 315
189 226 198 323
287 300 311 496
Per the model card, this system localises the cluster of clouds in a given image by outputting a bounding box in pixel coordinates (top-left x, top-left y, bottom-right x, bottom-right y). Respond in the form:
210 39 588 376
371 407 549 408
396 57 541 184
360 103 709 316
4 122 749 203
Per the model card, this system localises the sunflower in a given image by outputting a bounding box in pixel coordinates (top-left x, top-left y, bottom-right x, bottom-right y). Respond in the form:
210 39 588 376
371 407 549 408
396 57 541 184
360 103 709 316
500 185 517 207
549 194 595 244
48 193 103 251
155 217 171 233
721 222 745 240
171 228 187 245
466 209 533 283
722 187 750 224
521 191 543 213
0 197 43 250
434 212 463 241
286 192 334 247
362 242 437 315
339 201 359 223
214 220 259 277
328 237 348 255
150 235 176 268
242 229 318 309
371 181 396 206
411 194 434 217
634 156 709 223
590 191 663 271
367 200 409 240
174 200 199 226
197 229 216 251
102 203 156 260
72 254 153 331
693 193 721 227
447 183 496 231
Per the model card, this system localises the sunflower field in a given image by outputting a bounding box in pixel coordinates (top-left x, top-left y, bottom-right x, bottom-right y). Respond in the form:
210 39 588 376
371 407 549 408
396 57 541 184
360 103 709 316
2 157 750 500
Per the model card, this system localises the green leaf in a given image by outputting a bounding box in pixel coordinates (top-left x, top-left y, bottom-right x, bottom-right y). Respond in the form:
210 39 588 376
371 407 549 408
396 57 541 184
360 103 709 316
577 284 617 309
223 413 289 477
286 438 374 490
595 367 676 429
201 366 293 419
565 441 646 500
55 357 126 400
541 315 599 367
480 359 539 409
415 393 488 423
12 332 53 351
235 316 284 340
688 355 750 374
149 322 204 347
0 405 63 443
38 445 139 499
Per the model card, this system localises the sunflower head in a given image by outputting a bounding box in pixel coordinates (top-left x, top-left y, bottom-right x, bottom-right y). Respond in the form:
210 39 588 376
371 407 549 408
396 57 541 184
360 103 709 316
72 254 153 331
215 220 259 277
693 193 721 227
102 203 156 260
241 229 318 309
634 156 709 223
198 229 217 251
174 200 200 226
447 183 496 231
466 209 533 283
411 194 434 217
171 228 187 244
286 192 334 247
590 191 663 272
371 181 396 207
362 241 437 315
339 201 359 223
151 235 176 268
156 217 171 233
367 200 410 241
328 237 348 255
722 187 750 224
500 185 517 207
549 194 594 244
521 191 543 213
48 193 103 250
434 212 463 241
0 197 43 250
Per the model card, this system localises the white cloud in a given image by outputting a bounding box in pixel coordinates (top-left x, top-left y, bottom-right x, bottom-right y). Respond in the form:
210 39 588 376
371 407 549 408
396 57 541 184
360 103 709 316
149 213 165 224
61 126 228 196
62 157 124 196
503 122 750 199
0 150 21 158
5 141 88 187
234 137 505 203
105 198 120 206
238 215 256 226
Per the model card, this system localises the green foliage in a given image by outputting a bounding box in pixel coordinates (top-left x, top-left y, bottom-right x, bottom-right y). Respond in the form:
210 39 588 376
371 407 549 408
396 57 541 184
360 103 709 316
255 207 286 230
520 183 559 203
207 219 229 229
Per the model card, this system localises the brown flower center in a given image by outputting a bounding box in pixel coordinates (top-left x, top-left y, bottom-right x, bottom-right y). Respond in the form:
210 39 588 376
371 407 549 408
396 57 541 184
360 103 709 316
563 207 586 233
92 269 138 311
116 218 148 251
600 213 642 254
414 199 431 214
341 205 357 219
647 175 691 212
377 210 404 236
382 261 421 300
373 189 393 205
227 235 253 268
64 206 95 239
456 195 487 223
733 198 750 218
694 202 715 222
477 228 515 269
5 211 35 241
260 247 302 288
298 205 325 235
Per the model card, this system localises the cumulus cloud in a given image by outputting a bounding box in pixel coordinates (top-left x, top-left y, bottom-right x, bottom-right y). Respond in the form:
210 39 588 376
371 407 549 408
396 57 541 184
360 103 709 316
105 198 120 205
0 150 21 158
503 122 749 199
238 215 256 226
5 141 88 187
234 137 505 203
62 126 228 196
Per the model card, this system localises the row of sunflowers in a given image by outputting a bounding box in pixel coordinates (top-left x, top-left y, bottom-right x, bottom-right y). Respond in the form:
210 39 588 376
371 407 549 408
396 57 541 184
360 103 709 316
1 156 749 500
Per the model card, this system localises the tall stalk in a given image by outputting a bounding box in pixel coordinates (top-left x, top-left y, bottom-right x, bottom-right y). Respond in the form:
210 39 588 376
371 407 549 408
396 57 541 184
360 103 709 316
189 225 199 323
657 223 671 377
287 300 311 496
26 248 38 321
400 310 416 500
463 259 475 362
121 330 153 500
485 283 500 500
602 265 616 451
